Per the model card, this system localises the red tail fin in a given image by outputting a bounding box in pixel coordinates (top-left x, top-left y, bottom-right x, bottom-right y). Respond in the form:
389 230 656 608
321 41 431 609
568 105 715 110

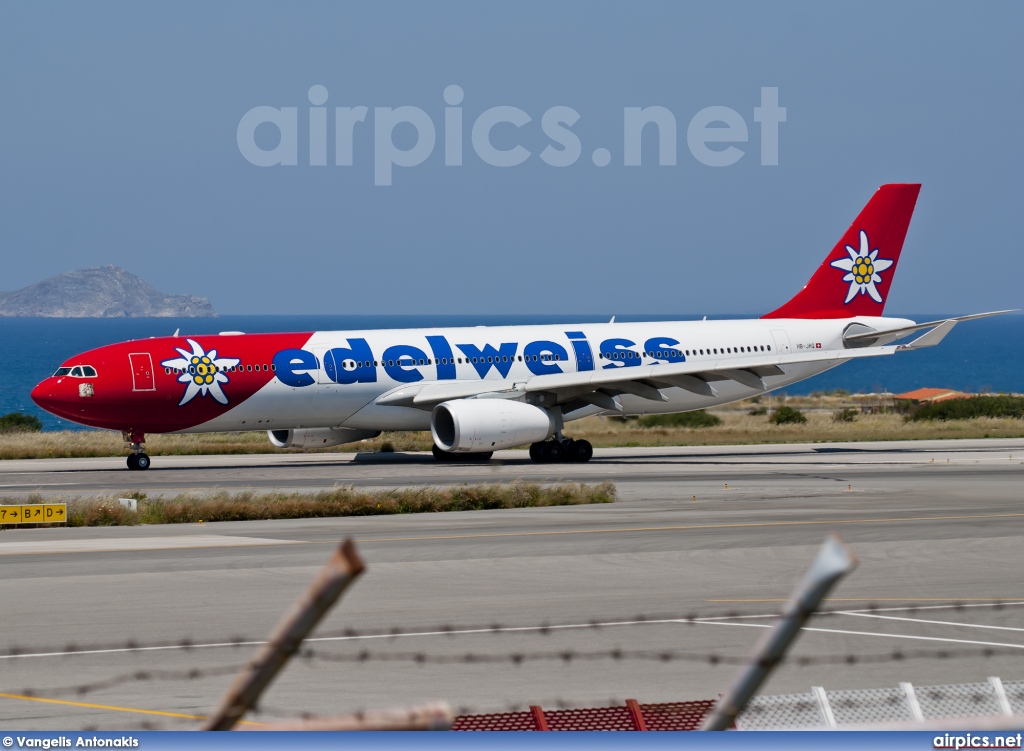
762 184 921 319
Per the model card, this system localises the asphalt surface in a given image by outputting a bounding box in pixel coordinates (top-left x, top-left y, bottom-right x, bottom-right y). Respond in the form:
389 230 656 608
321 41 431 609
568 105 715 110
1 438 1023 730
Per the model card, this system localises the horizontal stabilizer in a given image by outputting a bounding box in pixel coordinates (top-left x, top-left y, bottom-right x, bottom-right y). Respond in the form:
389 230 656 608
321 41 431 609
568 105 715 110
845 309 1016 347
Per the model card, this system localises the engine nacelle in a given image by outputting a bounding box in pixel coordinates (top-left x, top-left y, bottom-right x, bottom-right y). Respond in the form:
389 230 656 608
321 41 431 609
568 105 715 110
431 399 553 453
268 427 381 449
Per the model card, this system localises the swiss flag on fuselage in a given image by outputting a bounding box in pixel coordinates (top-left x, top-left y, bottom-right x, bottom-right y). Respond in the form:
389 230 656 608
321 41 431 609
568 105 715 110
762 184 921 319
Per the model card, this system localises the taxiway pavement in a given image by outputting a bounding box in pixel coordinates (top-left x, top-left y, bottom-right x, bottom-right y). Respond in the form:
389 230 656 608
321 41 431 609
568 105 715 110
1 439 1023 729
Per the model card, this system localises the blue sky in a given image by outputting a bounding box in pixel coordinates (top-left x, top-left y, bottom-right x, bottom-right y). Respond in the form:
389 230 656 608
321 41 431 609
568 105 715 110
1 2 1021 315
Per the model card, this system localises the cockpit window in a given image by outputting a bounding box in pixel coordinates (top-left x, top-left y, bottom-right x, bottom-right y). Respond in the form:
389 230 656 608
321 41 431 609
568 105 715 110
54 365 98 378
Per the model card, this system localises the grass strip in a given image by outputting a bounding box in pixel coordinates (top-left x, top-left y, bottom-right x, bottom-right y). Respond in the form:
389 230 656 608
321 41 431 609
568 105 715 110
4 481 616 527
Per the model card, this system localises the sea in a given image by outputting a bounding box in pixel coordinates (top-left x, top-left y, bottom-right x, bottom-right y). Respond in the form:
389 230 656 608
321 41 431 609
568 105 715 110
2 313 1021 430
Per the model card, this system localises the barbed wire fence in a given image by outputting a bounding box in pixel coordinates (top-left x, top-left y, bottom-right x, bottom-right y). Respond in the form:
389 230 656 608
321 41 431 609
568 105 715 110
6 599 1024 661
4 535 1024 730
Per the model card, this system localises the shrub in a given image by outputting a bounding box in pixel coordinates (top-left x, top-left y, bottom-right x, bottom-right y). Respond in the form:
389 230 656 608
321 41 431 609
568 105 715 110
637 410 722 428
769 406 807 425
0 412 43 433
60 481 617 526
909 396 1024 421
749 407 767 416
833 407 858 423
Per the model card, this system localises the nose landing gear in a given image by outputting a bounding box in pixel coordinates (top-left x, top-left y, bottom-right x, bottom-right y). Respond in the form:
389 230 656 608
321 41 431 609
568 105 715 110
123 431 151 471
529 438 593 463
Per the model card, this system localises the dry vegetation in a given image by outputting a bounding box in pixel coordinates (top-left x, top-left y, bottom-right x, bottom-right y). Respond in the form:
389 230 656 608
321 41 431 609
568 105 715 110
2 481 616 527
1 394 1021 460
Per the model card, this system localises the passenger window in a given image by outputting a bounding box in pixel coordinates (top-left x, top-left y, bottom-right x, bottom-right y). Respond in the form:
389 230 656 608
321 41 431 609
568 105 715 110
767 345 771 351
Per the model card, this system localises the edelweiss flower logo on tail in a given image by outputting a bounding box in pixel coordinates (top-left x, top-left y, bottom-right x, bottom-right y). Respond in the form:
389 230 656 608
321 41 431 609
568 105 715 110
830 230 894 304
161 339 241 406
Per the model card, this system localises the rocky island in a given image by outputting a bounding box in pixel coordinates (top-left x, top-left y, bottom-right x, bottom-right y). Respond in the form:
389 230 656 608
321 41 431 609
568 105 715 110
0 266 216 318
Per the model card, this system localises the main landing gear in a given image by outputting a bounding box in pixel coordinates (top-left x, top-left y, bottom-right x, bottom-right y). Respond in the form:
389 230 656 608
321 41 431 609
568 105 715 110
529 438 593 463
123 431 151 471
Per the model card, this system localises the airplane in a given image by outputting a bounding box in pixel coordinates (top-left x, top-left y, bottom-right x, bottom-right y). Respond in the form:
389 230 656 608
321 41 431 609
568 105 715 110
31 184 1011 470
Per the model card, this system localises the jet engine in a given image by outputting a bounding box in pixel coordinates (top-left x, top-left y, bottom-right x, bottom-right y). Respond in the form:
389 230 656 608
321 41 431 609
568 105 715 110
431 399 553 453
268 427 381 449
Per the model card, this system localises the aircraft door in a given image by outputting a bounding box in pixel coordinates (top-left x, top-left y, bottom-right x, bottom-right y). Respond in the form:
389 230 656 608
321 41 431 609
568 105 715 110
129 353 155 391
770 329 792 355
317 350 335 384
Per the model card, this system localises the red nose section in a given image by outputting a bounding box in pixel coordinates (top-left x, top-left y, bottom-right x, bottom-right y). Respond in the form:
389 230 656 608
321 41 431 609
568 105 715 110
31 380 58 414
31 377 84 424
32 333 314 433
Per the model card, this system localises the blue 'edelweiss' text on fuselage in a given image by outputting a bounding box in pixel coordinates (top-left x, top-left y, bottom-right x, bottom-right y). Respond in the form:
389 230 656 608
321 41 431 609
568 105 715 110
271 333 687 387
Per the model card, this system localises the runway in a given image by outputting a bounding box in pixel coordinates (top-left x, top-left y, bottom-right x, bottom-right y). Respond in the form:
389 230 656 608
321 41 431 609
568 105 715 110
1 438 1023 730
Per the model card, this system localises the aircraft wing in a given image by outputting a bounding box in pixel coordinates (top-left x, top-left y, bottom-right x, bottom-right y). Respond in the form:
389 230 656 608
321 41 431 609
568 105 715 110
375 309 1014 411
375 345 899 410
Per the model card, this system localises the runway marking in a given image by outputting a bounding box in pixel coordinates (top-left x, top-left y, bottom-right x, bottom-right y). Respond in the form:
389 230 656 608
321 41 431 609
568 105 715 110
694 621 1024 650
837 612 1024 633
709 598 1024 603
0 535 303 556
354 512 1024 544
6 511 1023 557
6 602 1024 661
0 692 263 725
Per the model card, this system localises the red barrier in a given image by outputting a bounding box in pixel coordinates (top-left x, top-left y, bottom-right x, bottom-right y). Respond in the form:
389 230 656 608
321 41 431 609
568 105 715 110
451 699 715 731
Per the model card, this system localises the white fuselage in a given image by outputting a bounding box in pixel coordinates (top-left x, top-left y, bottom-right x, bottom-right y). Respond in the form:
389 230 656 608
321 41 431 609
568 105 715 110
184 316 910 434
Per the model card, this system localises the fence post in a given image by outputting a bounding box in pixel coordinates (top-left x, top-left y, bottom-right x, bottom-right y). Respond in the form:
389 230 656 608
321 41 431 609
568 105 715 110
990 677 1014 717
530 705 549 731
626 699 648 730
812 686 837 728
203 538 366 730
700 534 857 730
901 682 924 721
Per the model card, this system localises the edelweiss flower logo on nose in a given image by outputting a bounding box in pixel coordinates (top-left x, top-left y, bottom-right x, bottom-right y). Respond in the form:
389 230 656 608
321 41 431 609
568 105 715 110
830 230 894 304
161 339 241 406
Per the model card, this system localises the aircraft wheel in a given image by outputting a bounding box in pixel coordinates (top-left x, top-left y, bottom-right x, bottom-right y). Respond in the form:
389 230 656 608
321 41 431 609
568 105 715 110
566 439 593 463
135 453 151 471
432 445 455 462
543 441 564 463
126 454 139 470
529 442 545 462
